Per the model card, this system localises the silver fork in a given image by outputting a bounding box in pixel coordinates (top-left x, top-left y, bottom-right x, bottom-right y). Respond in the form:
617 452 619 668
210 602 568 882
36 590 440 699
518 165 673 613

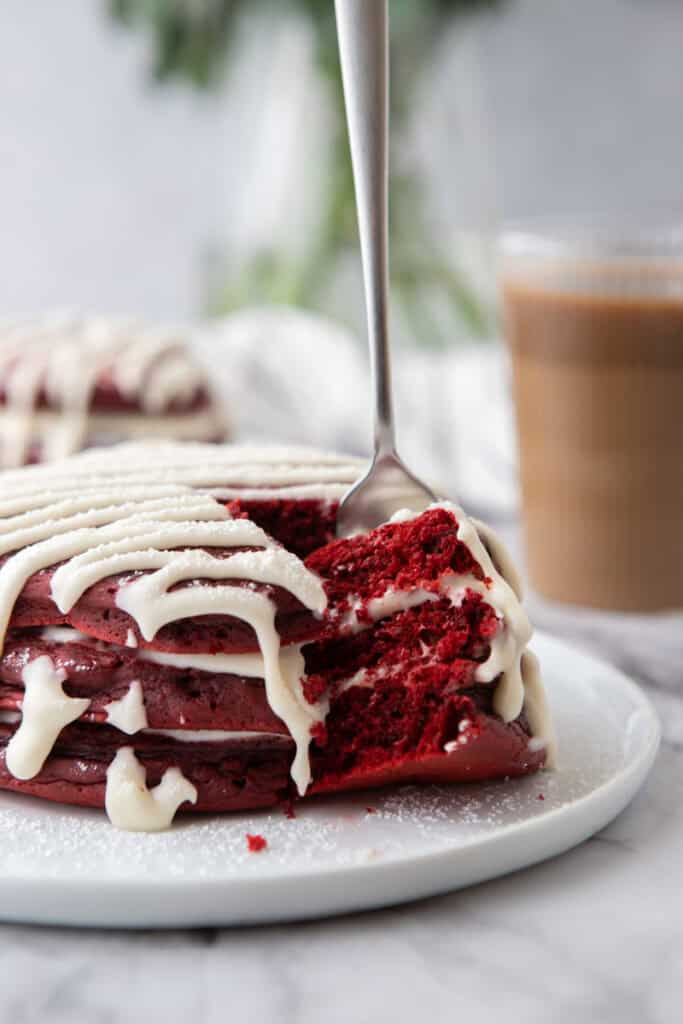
334 0 435 539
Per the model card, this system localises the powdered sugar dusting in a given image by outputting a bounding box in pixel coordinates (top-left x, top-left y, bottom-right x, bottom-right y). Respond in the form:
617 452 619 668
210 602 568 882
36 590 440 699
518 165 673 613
0 637 641 883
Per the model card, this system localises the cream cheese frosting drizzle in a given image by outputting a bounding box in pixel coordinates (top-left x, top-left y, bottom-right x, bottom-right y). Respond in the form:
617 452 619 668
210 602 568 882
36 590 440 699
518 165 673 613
519 651 556 768
0 316 221 468
1 631 298 751
104 681 148 735
144 728 290 742
5 656 91 779
452 510 532 723
0 444 551 832
0 442 366 502
0 453 334 798
104 747 197 832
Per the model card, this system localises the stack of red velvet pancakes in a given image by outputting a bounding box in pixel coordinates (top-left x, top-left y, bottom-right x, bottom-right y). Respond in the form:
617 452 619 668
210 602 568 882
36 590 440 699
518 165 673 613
0 314 228 468
0 442 553 831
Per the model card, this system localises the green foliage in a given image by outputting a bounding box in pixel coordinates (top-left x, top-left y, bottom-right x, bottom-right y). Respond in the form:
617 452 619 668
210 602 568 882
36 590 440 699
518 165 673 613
110 0 240 87
110 1 501 89
110 0 503 342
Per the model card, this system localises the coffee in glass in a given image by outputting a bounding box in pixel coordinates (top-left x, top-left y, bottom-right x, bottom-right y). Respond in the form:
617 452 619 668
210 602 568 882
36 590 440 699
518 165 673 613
500 225 683 611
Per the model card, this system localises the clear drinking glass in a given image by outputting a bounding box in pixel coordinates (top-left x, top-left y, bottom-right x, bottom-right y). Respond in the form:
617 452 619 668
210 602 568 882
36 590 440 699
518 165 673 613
499 222 683 611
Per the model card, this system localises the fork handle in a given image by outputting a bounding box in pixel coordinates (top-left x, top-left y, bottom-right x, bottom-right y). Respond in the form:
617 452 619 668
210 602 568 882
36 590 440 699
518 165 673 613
335 0 395 455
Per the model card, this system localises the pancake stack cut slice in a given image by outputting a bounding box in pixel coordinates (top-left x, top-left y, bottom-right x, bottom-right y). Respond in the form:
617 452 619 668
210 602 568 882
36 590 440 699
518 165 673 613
0 442 554 831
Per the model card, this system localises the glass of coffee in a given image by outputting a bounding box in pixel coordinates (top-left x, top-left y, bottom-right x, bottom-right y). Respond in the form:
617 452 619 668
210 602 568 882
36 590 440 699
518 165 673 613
499 223 683 611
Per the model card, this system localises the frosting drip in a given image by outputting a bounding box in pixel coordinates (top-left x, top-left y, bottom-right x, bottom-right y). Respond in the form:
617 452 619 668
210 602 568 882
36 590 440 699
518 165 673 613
5 655 91 779
452 510 532 722
104 746 197 832
0 458 331 798
144 728 289 742
0 444 552 830
363 502 549 755
519 650 556 768
104 680 148 735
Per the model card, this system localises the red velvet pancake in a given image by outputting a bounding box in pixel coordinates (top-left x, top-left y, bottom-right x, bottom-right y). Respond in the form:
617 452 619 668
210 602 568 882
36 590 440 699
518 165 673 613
0 443 553 830
7 566 321 653
0 315 228 469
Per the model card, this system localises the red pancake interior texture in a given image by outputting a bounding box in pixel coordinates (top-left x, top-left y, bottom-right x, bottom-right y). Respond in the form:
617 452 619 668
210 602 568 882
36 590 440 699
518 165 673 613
226 499 337 559
0 456 548 824
306 507 486 617
304 516 542 789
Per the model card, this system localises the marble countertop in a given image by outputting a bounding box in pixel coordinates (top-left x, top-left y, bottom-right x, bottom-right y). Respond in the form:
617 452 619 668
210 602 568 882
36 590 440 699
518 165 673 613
1 554 681 1023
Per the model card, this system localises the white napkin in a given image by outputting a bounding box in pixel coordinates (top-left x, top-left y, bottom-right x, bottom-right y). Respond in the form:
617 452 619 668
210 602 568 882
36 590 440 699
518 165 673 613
193 306 518 515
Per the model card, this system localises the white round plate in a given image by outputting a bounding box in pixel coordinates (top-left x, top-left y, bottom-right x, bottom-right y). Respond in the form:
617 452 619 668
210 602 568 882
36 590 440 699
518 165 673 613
0 632 660 928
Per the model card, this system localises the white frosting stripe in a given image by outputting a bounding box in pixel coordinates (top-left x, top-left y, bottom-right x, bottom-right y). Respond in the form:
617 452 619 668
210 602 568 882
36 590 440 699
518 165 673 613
37 627 272 683
144 728 290 743
0 441 365 497
0 710 288 746
0 706 288 746
0 493 228 556
138 647 267 677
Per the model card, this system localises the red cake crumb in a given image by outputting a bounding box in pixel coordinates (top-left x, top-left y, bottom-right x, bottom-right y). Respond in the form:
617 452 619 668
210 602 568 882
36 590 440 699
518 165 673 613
246 833 268 853
311 676 486 783
310 721 328 746
365 806 376 814
538 793 545 801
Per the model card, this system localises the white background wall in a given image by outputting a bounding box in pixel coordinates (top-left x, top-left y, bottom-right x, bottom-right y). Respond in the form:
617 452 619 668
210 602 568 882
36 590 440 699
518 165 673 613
429 0 683 230
2 0 683 320
0 1 222 317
